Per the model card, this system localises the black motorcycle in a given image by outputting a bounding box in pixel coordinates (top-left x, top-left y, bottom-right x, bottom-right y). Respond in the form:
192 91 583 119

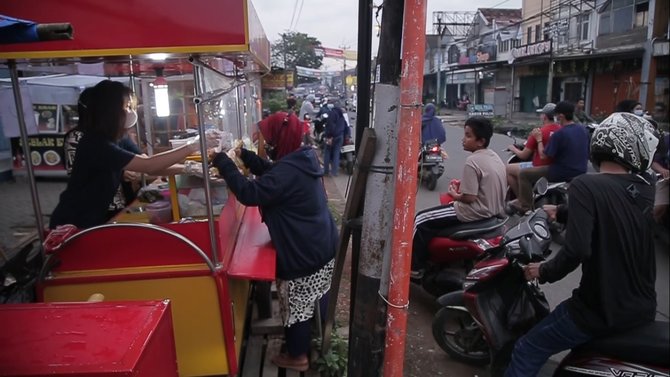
432 204 669 377
419 139 445 191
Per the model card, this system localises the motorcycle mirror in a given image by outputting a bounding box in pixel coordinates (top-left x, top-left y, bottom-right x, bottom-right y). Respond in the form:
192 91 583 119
533 177 549 196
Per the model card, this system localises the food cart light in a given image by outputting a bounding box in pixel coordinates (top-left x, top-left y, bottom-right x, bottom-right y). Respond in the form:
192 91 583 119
148 53 168 61
153 76 170 117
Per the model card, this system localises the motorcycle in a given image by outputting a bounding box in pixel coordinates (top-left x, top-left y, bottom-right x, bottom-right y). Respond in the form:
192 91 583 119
340 127 355 175
431 179 670 377
457 98 471 111
416 212 508 297
316 113 356 175
504 131 527 166
419 139 445 191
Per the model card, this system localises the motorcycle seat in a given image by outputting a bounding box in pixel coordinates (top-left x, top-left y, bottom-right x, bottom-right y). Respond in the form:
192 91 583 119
573 321 670 367
436 216 508 240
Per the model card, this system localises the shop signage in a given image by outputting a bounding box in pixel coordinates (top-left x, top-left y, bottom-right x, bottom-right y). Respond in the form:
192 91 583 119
12 134 66 171
314 47 357 60
509 40 552 63
295 66 337 79
467 104 494 118
261 73 294 90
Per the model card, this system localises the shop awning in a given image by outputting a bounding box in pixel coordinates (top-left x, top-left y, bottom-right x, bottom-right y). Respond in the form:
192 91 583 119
444 60 505 72
552 47 644 61
511 56 551 66
0 0 270 75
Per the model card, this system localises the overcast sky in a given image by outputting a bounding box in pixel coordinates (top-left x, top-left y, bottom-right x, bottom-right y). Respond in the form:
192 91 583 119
251 0 522 69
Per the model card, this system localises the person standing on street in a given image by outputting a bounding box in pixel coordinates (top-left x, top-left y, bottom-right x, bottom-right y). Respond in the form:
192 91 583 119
210 112 337 372
505 112 659 376
574 98 595 124
299 94 316 121
323 101 347 176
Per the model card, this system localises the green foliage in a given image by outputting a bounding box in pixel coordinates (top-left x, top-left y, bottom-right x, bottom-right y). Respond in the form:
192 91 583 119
271 31 324 73
312 329 348 377
264 91 289 113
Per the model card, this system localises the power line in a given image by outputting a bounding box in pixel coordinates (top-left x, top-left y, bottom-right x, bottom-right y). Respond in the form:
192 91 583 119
288 0 299 31
292 0 305 30
490 0 513 9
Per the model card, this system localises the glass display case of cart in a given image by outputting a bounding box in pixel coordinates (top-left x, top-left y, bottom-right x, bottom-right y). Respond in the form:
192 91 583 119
117 57 264 224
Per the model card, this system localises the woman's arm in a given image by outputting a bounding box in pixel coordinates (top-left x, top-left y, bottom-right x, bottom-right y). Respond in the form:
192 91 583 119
124 142 198 175
212 152 283 207
240 149 272 176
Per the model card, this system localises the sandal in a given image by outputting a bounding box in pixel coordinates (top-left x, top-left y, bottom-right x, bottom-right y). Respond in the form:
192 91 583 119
271 353 309 372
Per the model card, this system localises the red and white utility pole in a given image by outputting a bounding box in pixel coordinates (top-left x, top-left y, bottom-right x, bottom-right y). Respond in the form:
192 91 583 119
383 0 427 376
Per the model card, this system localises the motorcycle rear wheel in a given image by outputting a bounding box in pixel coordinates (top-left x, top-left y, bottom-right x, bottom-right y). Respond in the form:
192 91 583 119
432 300 490 365
426 174 438 191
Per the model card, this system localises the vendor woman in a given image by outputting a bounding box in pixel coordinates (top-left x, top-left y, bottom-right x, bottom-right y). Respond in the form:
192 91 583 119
50 80 199 229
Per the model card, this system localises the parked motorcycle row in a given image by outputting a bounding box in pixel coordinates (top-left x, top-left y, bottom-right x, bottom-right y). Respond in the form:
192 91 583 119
429 179 669 377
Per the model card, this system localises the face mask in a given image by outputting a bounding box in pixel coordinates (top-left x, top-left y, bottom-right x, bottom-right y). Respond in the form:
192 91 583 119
633 109 644 116
327 104 334 110
125 109 138 128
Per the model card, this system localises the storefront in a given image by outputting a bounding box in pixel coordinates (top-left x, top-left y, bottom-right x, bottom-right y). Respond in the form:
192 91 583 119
510 40 552 112
588 53 644 119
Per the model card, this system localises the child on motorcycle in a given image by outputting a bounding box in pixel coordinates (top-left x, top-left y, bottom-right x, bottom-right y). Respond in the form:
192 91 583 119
411 116 506 278
506 113 659 376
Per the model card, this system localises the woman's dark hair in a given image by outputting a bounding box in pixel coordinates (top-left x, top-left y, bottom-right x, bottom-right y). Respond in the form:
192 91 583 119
614 99 640 113
83 80 132 141
464 116 493 147
75 87 95 131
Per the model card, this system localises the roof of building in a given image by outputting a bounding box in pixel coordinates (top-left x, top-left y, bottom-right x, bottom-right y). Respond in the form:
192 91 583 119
478 8 522 26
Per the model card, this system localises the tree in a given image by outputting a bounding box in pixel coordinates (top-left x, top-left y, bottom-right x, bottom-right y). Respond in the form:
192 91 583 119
271 31 324 85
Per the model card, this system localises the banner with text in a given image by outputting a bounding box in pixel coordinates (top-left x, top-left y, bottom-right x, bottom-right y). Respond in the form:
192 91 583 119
295 66 338 79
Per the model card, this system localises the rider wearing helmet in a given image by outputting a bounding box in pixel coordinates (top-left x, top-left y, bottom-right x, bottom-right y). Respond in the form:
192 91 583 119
506 113 659 377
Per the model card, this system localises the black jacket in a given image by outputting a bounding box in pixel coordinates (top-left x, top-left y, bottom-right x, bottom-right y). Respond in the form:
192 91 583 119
540 173 656 335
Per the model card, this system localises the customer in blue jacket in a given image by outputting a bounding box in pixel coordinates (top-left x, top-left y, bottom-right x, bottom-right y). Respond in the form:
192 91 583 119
421 103 447 146
323 101 348 176
211 111 338 372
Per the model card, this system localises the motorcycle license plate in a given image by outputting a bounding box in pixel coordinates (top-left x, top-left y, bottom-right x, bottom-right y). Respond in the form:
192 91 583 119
425 154 442 162
341 145 355 153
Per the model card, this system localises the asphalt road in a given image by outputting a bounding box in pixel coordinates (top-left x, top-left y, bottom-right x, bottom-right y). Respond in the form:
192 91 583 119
330 115 669 375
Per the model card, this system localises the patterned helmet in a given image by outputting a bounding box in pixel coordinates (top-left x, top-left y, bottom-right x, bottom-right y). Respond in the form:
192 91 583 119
590 112 659 173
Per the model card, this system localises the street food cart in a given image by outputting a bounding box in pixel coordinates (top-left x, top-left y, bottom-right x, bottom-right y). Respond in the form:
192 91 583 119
0 1 274 376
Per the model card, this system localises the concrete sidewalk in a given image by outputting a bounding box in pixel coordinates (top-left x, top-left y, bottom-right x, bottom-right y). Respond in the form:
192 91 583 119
0 176 65 261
